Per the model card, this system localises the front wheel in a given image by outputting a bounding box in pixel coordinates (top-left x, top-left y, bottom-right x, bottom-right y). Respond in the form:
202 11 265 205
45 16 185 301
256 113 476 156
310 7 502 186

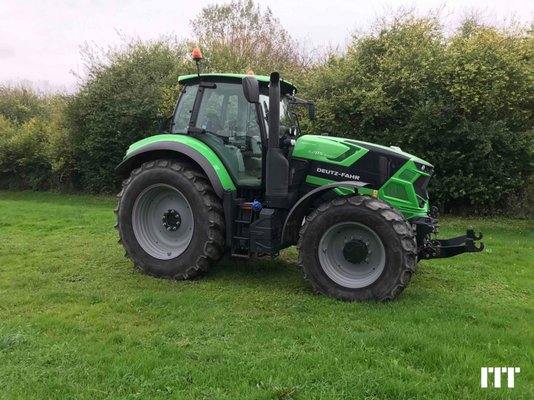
298 196 416 301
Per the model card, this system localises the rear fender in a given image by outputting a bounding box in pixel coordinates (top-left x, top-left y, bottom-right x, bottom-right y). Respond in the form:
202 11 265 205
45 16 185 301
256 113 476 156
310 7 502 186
115 135 236 198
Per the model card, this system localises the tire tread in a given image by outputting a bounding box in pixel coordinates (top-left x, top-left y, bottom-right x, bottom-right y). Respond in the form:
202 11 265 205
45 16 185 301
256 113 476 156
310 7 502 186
115 159 225 279
297 195 417 301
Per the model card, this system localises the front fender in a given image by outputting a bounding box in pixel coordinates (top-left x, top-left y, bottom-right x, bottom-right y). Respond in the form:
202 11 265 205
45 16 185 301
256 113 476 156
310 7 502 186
281 181 368 245
115 134 236 197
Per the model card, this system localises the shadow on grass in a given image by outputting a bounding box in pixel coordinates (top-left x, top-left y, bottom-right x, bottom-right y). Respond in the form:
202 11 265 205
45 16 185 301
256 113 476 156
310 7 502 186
206 255 307 292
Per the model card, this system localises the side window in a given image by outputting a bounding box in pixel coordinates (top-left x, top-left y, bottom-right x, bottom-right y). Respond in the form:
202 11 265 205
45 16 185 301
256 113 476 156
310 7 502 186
259 93 270 137
172 84 198 133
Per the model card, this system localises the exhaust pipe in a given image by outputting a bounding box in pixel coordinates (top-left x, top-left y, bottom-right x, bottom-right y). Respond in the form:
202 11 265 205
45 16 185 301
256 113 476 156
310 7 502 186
268 72 281 149
265 72 289 208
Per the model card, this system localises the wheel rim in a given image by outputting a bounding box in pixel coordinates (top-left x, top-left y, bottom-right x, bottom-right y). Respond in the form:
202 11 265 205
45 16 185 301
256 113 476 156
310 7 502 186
132 184 194 260
318 222 386 289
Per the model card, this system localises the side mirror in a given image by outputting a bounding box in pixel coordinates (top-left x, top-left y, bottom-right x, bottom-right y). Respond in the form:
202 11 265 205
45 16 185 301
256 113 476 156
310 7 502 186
308 102 316 120
242 76 260 103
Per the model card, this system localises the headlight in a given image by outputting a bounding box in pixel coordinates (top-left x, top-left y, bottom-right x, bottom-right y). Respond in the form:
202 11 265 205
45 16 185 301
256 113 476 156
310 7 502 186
414 162 434 176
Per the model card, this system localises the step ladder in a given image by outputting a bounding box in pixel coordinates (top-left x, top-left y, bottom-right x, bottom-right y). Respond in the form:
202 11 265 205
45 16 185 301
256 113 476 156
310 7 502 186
231 202 254 257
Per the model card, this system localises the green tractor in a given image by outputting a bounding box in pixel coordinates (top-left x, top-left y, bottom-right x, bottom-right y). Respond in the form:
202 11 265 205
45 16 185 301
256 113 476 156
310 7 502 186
115 65 483 301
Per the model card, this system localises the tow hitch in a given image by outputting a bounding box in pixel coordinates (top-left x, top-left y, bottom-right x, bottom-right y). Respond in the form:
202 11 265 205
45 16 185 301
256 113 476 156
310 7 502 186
411 216 484 260
420 229 484 259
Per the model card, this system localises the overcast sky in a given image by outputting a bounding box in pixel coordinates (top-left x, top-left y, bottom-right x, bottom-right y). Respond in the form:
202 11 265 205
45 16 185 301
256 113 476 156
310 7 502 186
1 0 532 92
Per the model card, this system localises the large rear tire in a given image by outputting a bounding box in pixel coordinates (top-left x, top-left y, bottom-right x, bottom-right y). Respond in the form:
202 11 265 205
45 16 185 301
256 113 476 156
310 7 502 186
115 159 225 279
298 196 416 301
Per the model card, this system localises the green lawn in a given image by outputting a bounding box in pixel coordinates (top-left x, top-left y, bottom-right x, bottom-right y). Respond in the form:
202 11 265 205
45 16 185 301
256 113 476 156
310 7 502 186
0 191 532 399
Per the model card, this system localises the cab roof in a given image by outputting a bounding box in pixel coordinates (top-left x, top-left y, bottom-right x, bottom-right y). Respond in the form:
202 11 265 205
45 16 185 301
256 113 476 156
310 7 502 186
178 73 297 94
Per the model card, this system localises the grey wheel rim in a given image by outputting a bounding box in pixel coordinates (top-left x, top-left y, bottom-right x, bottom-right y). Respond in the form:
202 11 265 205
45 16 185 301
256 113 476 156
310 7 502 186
132 184 194 260
318 222 386 288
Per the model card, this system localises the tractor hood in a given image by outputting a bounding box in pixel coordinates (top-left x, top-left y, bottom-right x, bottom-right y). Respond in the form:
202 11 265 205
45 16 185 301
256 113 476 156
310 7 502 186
292 135 433 168
292 135 434 191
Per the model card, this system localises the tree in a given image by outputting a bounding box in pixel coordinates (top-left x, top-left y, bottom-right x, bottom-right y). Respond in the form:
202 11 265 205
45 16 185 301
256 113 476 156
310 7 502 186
0 86 46 125
190 0 306 79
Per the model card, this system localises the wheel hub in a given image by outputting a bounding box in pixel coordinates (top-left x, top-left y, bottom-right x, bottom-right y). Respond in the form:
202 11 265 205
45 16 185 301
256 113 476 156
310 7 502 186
318 222 386 288
162 209 181 231
342 239 368 264
132 184 194 260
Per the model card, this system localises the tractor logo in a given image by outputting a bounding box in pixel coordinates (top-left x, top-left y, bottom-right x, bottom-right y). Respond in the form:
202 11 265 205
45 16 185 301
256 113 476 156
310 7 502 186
316 167 360 181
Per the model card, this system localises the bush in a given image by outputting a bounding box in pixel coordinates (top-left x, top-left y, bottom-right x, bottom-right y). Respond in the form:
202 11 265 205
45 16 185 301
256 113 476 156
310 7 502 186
65 39 190 192
302 15 534 213
0 86 46 125
0 87 60 190
0 89 77 191
0 115 51 190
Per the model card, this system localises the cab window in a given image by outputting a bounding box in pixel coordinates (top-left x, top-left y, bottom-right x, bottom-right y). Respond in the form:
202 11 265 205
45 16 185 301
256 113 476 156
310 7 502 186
172 84 198 133
193 82 263 187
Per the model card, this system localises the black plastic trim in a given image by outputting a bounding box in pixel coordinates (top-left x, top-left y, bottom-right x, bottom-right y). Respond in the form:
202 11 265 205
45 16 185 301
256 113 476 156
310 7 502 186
281 180 368 244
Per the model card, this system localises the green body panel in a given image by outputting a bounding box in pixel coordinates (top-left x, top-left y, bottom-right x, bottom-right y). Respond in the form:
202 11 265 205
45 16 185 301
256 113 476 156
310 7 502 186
359 160 431 219
307 173 429 219
125 134 236 191
292 135 369 167
293 135 433 167
297 135 433 219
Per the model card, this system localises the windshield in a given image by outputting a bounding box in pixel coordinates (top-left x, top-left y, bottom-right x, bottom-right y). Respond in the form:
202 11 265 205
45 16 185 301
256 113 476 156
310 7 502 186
171 84 198 133
172 83 297 137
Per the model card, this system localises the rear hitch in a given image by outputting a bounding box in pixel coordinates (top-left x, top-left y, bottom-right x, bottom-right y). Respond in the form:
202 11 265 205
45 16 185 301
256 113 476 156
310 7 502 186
411 216 484 260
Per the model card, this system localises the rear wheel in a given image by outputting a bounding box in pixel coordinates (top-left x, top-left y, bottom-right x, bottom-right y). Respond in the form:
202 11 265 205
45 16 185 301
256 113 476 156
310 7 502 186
115 159 225 279
298 196 416 301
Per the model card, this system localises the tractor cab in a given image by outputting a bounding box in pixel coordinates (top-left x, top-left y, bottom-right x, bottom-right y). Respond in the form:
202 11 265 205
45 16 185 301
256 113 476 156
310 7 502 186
171 73 303 189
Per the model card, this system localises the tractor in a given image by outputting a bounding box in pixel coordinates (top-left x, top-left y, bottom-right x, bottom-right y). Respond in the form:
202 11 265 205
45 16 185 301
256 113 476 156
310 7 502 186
114 51 483 301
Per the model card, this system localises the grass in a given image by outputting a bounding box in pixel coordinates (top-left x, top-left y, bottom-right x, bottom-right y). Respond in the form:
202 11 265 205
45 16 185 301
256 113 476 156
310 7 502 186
0 191 532 400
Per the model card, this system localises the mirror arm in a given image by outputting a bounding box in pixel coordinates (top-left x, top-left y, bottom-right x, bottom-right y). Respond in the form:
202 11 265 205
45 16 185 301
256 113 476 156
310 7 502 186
286 95 316 120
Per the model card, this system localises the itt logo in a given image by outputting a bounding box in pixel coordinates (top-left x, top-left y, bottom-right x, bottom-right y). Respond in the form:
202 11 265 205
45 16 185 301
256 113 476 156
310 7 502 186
481 367 520 388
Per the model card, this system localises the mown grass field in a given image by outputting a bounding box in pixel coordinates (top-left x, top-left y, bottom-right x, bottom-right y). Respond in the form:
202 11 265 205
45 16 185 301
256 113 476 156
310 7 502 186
0 191 532 399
